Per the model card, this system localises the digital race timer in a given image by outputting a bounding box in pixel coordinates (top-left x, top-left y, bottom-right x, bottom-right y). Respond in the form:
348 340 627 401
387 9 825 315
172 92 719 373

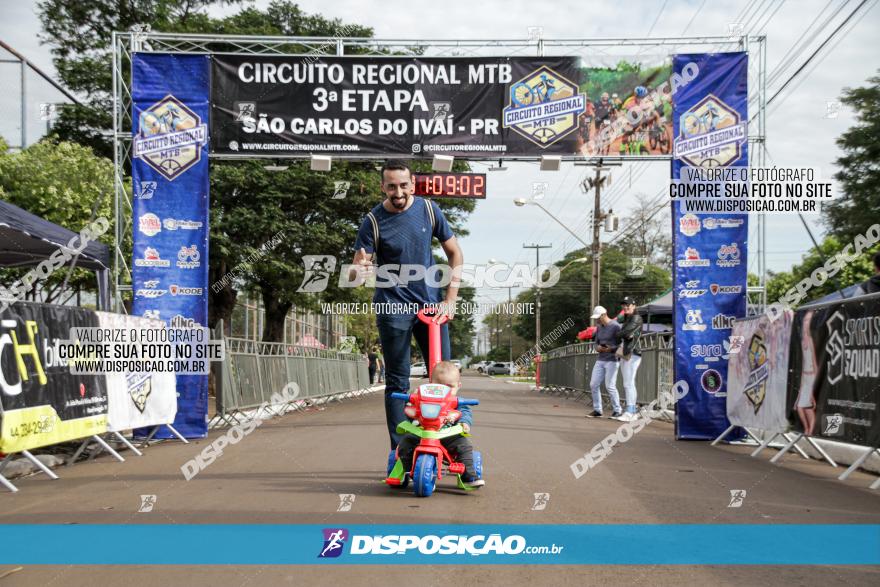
412 173 487 199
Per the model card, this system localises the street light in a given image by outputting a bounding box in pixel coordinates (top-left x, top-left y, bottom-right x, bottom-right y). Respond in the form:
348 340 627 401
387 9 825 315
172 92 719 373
558 256 588 272
513 198 589 248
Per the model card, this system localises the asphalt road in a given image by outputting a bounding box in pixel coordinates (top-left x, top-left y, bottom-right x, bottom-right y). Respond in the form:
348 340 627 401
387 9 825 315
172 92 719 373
1 373 878 586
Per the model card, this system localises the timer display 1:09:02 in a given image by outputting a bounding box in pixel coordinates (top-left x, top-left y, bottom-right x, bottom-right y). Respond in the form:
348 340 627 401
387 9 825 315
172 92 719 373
412 173 487 199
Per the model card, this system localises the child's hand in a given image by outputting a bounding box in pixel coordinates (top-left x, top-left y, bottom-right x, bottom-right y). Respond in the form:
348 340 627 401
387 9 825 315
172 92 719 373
461 423 470 434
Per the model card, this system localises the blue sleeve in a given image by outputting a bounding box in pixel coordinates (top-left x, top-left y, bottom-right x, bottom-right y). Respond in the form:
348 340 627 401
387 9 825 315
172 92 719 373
354 216 375 255
458 404 473 427
431 201 454 243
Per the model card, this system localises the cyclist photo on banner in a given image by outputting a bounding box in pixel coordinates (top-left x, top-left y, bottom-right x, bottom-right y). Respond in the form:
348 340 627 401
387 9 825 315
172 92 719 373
578 61 673 157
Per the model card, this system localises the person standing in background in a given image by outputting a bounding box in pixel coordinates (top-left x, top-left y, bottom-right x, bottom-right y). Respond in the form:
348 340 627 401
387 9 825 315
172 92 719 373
367 347 378 384
377 347 386 383
614 296 643 422
586 306 623 419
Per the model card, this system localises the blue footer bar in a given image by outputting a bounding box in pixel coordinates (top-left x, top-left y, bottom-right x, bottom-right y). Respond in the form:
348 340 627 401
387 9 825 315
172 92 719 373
1 524 878 564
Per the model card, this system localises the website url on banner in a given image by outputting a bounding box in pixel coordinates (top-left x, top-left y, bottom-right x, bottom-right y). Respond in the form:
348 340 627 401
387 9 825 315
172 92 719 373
682 199 819 213
239 143 360 151
70 359 208 374
345 534 563 557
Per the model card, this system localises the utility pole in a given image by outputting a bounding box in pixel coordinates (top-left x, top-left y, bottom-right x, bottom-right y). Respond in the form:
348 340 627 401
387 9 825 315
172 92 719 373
508 286 513 368
523 243 551 352
580 164 614 314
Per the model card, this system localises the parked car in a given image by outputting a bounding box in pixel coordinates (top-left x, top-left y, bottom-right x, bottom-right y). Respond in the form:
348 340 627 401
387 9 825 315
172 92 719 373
410 362 428 377
472 360 488 373
487 361 515 376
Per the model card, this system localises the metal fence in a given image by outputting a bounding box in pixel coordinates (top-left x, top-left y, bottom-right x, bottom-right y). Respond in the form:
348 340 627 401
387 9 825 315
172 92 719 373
539 332 674 408
213 336 371 426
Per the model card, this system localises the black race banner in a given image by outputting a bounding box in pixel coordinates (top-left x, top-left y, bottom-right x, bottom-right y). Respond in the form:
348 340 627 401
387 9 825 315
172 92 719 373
787 292 880 448
211 56 587 158
0 302 108 453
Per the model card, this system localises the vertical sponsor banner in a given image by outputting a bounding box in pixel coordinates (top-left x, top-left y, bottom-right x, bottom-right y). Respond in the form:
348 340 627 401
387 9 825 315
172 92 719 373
727 311 792 433
787 294 880 447
672 53 749 439
132 54 210 438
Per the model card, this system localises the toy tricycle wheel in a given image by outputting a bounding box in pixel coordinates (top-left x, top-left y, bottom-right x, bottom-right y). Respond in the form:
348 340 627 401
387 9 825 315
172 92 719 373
413 454 437 497
473 450 483 479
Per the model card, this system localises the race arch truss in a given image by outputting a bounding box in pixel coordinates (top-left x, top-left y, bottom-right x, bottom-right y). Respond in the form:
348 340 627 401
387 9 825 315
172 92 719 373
111 32 768 312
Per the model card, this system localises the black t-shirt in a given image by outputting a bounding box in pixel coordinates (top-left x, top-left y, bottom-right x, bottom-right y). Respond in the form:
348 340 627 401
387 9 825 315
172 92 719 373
368 352 378 367
594 100 612 122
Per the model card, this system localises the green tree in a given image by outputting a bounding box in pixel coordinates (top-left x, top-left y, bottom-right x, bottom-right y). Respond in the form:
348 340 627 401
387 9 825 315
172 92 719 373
448 285 476 358
766 236 878 304
0 139 125 303
825 71 880 243
513 246 671 348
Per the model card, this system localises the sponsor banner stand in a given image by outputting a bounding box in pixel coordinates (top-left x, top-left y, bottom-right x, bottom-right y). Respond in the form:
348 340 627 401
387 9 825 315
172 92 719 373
713 310 824 464
671 52 750 440
1 303 112 491
131 53 211 440
839 447 880 489
785 293 880 489
0 449 59 494
744 296 880 489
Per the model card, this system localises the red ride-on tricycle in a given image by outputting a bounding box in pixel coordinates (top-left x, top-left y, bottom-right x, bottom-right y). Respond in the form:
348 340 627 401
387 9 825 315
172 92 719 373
384 308 483 497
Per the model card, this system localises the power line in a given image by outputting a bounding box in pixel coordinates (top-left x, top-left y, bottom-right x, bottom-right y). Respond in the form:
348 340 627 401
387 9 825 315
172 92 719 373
767 0 874 108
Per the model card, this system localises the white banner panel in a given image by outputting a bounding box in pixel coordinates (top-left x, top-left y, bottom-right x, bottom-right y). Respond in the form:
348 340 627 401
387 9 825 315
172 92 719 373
97 312 177 431
727 310 793 432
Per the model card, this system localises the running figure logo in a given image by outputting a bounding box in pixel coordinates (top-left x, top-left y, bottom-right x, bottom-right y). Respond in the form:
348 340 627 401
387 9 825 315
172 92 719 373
298 255 337 293
431 102 452 121
727 489 746 508
332 181 350 200
138 494 157 513
823 413 844 436
318 528 349 558
337 494 356 512
531 492 550 511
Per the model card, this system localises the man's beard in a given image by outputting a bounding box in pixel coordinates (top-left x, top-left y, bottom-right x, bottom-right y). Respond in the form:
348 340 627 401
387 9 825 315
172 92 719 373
389 194 409 210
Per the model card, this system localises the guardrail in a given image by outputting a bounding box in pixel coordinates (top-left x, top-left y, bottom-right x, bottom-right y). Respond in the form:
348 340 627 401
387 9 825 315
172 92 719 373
212 335 371 427
538 332 674 408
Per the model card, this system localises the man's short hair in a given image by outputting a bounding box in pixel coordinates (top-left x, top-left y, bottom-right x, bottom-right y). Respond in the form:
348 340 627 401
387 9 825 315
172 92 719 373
380 160 413 182
431 360 460 386
874 251 880 271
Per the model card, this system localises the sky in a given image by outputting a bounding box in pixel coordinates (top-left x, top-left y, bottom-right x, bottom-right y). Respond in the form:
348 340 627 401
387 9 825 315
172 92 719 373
1 0 879 311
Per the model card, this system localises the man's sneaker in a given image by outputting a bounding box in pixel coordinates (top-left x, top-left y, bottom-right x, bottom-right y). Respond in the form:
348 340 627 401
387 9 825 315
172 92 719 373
610 410 623 419
614 412 636 422
586 411 603 418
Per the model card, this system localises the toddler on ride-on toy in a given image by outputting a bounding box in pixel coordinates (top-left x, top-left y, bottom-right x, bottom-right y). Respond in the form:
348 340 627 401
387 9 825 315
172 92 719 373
395 361 485 490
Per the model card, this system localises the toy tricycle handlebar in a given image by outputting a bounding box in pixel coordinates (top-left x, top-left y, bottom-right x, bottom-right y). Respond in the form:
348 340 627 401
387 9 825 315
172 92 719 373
390 392 411 401
417 307 449 326
457 398 479 406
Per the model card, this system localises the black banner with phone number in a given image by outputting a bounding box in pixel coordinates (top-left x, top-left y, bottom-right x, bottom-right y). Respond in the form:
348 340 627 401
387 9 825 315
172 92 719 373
0 302 108 452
